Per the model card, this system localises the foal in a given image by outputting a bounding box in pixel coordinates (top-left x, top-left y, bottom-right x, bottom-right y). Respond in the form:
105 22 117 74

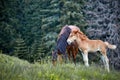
67 31 116 72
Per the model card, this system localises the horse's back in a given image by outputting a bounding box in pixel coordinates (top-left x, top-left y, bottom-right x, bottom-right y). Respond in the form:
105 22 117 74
59 25 68 34
59 25 80 36
68 25 80 32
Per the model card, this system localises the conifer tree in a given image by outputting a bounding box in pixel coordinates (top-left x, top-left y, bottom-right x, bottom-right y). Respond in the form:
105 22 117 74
41 0 86 33
23 0 42 45
41 0 60 32
58 0 86 31
36 39 47 63
30 38 47 63
29 40 38 62
13 35 28 60
0 0 20 53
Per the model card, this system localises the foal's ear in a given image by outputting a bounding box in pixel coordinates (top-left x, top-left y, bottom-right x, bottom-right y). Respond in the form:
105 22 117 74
73 30 78 34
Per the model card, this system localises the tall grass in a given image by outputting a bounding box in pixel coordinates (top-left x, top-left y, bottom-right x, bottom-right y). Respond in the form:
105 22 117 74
0 53 120 80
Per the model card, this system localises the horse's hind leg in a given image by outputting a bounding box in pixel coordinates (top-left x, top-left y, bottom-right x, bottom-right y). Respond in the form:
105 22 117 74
82 51 89 67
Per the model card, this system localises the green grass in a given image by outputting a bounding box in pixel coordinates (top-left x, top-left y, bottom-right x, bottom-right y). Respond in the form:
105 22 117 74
0 53 120 80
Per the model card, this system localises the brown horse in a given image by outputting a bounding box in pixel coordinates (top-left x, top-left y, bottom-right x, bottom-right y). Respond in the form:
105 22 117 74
52 25 81 66
66 40 79 64
67 30 116 72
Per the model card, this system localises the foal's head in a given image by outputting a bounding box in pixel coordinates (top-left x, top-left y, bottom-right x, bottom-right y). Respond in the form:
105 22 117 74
67 30 88 45
67 30 79 45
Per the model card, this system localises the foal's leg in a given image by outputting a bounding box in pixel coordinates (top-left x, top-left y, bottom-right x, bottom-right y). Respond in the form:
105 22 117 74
103 55 109 72
82 51 89 67
101 51 110 72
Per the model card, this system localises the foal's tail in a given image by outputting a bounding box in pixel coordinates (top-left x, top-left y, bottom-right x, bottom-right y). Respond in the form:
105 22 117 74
104 42 116 49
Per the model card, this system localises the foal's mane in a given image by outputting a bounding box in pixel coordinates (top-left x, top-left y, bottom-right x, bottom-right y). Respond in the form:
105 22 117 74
73 30 88 40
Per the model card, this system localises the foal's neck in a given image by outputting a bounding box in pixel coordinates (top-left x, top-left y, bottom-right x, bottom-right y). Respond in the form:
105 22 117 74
76 38 82 45
76 35 89 44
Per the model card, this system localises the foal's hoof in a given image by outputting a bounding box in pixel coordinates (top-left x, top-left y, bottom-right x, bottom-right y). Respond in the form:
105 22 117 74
85 64 89 67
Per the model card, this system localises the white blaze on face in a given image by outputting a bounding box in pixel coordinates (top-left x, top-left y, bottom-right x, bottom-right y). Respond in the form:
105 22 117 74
67 36 76 45
67 38 72 45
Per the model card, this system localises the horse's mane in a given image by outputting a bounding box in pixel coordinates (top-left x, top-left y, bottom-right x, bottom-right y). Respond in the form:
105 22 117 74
58 25 68 39
55 25 71 54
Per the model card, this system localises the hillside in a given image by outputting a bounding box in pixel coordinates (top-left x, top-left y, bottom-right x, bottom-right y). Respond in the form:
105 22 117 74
0 53 120 80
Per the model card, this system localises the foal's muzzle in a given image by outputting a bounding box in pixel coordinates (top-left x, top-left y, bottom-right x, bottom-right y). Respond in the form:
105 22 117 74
67 39 72 45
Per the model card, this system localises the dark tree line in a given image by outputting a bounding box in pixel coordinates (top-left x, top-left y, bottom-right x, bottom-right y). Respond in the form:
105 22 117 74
0 0 86 62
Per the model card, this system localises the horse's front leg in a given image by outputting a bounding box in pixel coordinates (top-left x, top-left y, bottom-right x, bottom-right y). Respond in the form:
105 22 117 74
82 51 89 67
63 51 68 63
67 49 71 61
57 54 63 64
72 50 76 65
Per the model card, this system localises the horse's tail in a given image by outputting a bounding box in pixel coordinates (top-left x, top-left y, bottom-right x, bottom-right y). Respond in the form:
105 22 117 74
104 42 116 49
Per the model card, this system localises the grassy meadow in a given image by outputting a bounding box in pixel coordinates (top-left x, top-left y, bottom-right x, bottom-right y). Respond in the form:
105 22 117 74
0 53 120 80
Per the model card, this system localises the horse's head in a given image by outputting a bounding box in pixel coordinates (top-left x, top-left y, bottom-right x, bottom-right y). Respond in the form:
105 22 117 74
67 30 78 45
52 50 57 66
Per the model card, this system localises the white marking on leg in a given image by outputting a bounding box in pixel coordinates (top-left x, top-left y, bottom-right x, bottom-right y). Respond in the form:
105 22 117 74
104 56 110 72
101 55 106 65
102 54 110 72
82 51 89 67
